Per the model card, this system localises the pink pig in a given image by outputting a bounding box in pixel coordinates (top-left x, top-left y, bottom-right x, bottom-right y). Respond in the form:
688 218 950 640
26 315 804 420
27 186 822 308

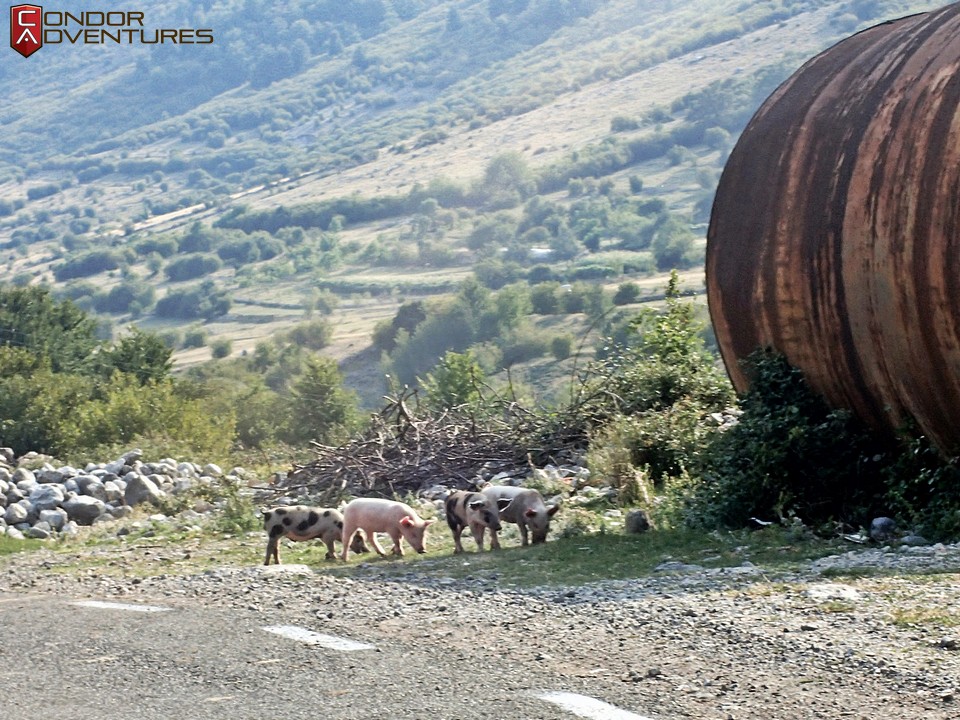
341 498 435 561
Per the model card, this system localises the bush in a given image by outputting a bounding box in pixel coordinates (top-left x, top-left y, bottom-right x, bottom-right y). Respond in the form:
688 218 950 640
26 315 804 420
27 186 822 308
94 283 155 314
610 115 639 132
0 369 234 459
283 319 333 350
883 436 960 540
155 281 231 320
210 339 233 359
27 184 60 201
165 253 222 282
687 350 885 530
551 334 573 361
499 328 551 367
135 236 179 258
53 251 121 281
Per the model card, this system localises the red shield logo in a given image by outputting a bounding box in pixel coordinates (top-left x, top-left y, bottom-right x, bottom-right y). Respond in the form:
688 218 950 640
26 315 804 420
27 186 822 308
10 4 42 58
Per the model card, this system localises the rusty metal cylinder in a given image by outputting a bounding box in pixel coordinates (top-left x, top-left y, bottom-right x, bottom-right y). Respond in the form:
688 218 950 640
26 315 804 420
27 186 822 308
706 4 960 453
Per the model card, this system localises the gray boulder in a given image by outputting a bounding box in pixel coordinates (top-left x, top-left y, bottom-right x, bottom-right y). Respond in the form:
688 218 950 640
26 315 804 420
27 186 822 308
24 523 51 539
28 484 64 511
75 474 106 496
124 474 165 507
63 495 107 525
4 502 29 525
12 467 36 486
102 481 124 503
870 516 898 543
39 508 68 531
36 468 66 484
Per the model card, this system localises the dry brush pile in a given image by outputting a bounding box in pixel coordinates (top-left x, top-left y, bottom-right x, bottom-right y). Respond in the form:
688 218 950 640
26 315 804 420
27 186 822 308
269 387 599 505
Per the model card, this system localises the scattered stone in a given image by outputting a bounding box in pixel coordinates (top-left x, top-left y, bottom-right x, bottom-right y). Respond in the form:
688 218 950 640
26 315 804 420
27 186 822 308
62 495 107 525
625 509 652 534
869 516 898 543
124 474 165 507
805 583 861 603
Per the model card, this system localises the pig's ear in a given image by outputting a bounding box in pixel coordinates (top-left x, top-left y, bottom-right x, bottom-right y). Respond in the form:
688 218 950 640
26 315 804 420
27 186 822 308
547 504 560 517
424 519 436 526
399 516 414 527
497 498 513 512
524 508 537 518
468 500 485 510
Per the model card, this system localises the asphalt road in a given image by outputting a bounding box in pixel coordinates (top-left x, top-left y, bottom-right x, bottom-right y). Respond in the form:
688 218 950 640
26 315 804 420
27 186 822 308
0 590 650 720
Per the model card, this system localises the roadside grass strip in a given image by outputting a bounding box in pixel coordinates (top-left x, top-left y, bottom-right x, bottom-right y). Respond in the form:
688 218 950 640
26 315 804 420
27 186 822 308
262 624 376 651
536 691 657 720
72 600 171 613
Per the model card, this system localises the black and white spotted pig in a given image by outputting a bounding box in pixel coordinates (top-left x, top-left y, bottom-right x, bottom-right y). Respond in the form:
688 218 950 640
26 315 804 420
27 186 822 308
262 506 366 564
443 490 505 553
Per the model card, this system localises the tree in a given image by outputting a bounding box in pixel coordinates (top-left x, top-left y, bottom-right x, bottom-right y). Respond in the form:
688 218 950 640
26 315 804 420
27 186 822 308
652 215 697 270
96 327 172 384
420 351 484 410
165 253 223 282
478 152 536 209
0 286 99 373
613 282 642 306
289 355 359 445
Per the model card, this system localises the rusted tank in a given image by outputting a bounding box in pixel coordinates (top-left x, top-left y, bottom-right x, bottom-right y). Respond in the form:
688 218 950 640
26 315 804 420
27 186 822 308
706 4 960 454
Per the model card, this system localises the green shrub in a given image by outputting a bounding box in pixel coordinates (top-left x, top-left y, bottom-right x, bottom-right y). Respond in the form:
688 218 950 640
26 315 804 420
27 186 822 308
687 350 885 531
53 251 121 281
550 334 573 361
211 339 233 359
499 328 551 367
613 282 642 306
882 435 960 540
165 253 222 282
283 319 333 350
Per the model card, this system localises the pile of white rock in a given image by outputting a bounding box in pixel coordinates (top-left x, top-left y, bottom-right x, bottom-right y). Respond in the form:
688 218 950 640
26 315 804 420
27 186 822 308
0 447 248 540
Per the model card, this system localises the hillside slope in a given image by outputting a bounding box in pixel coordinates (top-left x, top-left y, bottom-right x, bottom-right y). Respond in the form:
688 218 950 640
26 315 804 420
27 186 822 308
0 0 947 403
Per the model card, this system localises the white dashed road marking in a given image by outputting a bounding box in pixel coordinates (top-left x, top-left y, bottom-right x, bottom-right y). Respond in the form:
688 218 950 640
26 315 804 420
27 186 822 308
536 691 657 720
262 624 376 651
72 600 171 613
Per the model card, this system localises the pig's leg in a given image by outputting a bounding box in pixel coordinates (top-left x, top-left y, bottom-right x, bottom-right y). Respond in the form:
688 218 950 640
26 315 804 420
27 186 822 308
451 524 465 554
341 521 358 561
489 528 501 550
388 528 404 556
365 529 389 557
323 536 336 560
469 522 485 551
518 521 529 546
265 524 285 565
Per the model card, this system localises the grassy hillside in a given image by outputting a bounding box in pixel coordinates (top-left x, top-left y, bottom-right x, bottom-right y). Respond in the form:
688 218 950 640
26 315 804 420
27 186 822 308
0 0 946 405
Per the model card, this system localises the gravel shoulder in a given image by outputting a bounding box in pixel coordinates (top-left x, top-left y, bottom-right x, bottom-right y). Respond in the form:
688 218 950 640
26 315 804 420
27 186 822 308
3 537 960 719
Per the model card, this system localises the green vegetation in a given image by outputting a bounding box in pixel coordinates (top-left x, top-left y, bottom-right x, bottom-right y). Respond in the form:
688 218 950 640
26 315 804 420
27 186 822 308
0 0 956 553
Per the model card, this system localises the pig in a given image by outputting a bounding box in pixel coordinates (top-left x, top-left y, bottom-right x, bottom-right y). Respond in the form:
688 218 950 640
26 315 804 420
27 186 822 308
262 505 366 564
481 485 560 546
443 490 505 553
340 497 435 561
